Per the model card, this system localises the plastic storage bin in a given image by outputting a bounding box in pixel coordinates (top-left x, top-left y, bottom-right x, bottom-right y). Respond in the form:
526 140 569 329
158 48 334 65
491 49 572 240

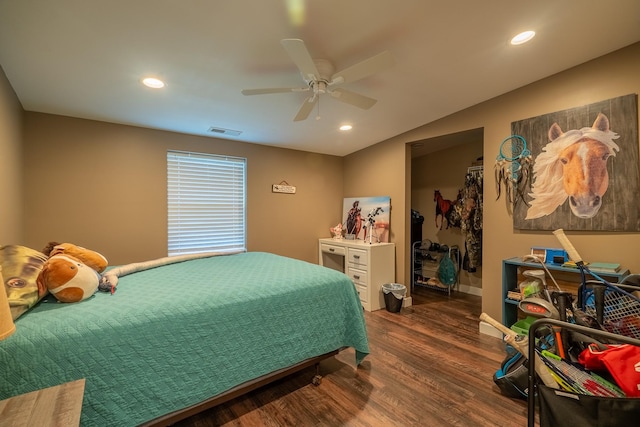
510 316 536 336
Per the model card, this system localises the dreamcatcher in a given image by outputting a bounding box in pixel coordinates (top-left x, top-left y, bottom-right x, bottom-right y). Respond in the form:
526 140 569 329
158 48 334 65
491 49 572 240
494 134 532 207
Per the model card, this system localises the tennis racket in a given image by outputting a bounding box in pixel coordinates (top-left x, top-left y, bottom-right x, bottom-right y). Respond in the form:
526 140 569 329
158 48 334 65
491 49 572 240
553 229 640 305
553 229 640 339
538 349 624 397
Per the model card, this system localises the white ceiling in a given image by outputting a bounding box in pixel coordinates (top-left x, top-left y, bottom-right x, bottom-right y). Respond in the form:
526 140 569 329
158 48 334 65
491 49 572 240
1 1 639 157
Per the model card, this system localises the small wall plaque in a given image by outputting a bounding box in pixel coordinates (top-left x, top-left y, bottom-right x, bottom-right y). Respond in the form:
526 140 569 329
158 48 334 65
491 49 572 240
272 184 296 194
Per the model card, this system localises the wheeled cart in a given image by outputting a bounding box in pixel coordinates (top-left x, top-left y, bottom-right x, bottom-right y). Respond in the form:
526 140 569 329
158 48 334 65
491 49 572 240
527 319 640 427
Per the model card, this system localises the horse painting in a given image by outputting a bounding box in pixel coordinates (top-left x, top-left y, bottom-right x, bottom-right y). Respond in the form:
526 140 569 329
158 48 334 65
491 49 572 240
525 113 620 220
434 190 455 229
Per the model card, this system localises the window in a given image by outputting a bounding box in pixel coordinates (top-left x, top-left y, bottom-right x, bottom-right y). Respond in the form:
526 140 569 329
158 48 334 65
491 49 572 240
167 150 246 255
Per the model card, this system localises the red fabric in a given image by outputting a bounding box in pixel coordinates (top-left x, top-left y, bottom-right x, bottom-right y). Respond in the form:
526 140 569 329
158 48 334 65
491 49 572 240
578 344 613 370
579 344 640 397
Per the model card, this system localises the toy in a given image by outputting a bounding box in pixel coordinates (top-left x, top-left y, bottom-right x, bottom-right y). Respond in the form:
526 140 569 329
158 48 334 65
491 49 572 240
0 245 48 319
37 242 108 303
44 242 107 273
329 223 343 239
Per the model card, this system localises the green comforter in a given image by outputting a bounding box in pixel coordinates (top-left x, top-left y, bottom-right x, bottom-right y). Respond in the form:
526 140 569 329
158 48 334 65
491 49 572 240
0 252 369 426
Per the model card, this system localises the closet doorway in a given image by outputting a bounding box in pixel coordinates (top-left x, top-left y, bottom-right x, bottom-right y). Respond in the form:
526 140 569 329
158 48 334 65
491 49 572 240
409 128 484 300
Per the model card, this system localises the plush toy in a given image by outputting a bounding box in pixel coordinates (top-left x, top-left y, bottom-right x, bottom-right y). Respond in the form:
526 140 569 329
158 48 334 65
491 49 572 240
43 242 108 273
37 242 108 303
329 223 343 239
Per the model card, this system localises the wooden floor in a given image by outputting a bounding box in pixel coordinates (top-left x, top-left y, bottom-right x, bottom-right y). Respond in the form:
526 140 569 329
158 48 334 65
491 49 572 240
175 287 532 427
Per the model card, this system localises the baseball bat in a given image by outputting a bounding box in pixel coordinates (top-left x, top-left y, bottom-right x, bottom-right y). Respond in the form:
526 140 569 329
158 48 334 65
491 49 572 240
555 228 640 304
553 228 583 264
480 312 558 389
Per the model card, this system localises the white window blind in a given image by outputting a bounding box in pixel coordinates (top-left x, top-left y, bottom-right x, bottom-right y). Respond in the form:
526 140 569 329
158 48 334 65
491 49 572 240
167 150 246 255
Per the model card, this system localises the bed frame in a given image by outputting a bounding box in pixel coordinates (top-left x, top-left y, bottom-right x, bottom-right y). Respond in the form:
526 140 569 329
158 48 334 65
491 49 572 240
141 349 340 426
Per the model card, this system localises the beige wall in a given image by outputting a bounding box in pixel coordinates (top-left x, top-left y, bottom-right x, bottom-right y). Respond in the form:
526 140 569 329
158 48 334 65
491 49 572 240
21 113 344 265
353 42 640 322
411 139 484 290
0 65 24 244
343 136 409 286
3 43 639 323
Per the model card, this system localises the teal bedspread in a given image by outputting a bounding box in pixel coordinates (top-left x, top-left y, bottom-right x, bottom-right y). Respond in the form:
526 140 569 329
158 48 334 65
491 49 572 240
0 252 369 426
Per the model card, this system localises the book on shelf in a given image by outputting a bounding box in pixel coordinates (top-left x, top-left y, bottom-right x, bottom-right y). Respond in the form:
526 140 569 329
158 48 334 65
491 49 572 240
561 260 621 273
588 262 621 273
507 290 523 301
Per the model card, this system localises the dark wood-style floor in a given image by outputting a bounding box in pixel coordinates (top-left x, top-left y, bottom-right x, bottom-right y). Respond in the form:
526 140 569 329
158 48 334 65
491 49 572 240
175 287 532 426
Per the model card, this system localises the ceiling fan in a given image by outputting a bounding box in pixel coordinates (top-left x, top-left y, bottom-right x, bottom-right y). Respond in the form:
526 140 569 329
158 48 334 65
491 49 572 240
241 39 393 121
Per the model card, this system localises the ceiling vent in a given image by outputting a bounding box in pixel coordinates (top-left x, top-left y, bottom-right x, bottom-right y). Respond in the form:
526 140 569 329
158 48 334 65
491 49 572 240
208 126 242 136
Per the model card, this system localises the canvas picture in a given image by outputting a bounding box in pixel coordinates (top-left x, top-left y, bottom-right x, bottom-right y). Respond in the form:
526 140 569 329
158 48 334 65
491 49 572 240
512 94 639 231
342 196 391 243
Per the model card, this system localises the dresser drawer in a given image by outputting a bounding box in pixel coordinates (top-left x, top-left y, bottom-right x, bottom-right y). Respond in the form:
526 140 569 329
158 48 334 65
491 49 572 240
320 243 346 256
318 238 395 312
347 266 368 287
353 283 368 304
347 247 368 267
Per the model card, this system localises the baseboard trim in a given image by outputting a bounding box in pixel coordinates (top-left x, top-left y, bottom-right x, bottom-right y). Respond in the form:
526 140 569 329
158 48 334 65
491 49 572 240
479 321 503 339
456 284 482 297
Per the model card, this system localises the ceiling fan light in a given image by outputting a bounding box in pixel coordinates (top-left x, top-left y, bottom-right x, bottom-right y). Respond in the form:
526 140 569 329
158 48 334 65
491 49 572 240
286 0 306 26
315 80 327 94
510 31 535 45
142 77 165 88
339 125 352 131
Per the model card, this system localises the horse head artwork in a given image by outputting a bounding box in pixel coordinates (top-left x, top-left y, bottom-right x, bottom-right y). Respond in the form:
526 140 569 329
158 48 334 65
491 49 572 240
525 113 620 220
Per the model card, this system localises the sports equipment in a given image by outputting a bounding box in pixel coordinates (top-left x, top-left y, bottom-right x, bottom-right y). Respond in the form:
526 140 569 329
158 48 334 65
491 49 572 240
553 229 640 339
480 312 558 389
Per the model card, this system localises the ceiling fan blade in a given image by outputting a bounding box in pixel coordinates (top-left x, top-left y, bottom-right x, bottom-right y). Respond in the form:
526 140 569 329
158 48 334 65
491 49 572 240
241 87 308 96
281 38 320 82
330 88 377 109
330 50 393 85
293 96 318 121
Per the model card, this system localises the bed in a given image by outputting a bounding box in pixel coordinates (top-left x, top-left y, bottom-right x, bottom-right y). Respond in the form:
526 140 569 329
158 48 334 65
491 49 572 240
0 251 370 426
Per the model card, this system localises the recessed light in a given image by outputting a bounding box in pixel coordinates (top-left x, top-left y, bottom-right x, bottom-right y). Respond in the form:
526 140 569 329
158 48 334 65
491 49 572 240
510 30 535 45
339 125 352 131
142 77 165 88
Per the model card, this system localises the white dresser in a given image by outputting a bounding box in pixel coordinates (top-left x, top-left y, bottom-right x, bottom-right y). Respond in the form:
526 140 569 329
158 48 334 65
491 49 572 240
318 238 396 311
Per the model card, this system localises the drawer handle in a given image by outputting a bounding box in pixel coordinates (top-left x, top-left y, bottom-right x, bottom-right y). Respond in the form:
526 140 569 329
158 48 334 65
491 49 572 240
353 275 360 280
353 255 360 259
329 248 335 252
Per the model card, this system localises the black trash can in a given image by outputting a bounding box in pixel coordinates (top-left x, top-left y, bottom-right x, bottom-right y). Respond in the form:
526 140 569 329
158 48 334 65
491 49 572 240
382 283 406 313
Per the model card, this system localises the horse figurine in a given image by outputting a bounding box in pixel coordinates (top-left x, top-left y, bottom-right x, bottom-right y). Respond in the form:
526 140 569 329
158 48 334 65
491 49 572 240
525 113 620 220
434 190 455 229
